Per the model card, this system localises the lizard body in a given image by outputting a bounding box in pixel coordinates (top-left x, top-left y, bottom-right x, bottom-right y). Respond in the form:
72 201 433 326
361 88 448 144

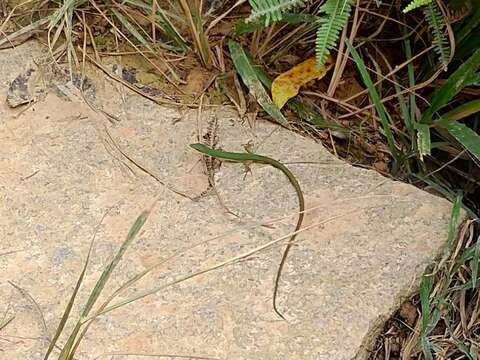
190 143 304 319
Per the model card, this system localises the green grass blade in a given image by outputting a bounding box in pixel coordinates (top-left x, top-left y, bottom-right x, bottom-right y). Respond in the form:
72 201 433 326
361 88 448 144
471 234 480 289
43 263 86 360
88 211 150 314
402 18 416 130
419 273 433 360
345 39 398 162
422 48 480 123
58 210 150 359
228 40 288 126
420 274 432 329
435 192 463 280
447 193 463 248
43 212 112 360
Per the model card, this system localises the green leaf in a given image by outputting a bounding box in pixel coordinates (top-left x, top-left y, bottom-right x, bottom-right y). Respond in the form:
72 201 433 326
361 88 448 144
315 0 353 68
283 13 319 23
416 123 431 160
235 11 317 35
465 72 480 87
441 99 480 121
247 0 306 26
456 7 480 44
422 48 480 123
228 40 288 126
436 119 480 163
456 33 480 61
234 18 265 35
423 2 450 70
403 0 433 13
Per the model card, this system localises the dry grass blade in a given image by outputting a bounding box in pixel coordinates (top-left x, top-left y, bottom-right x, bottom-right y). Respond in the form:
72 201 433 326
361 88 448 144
178 0 210 67
0 316 14 332
93 352 220 359
81 207 366 323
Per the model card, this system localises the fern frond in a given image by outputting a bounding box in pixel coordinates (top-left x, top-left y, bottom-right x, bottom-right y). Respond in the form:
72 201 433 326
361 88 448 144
403 0 433 13
423 1 450 70
315 0 353 68
247 0 306 26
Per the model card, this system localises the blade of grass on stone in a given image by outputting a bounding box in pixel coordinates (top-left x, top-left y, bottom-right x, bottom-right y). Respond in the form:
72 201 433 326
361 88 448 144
0 316 14 331
58 210 150 360
228 40 288 127
42 212 104 360
345 39 398 162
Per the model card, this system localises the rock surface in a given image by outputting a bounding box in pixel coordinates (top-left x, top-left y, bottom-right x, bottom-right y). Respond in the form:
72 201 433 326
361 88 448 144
0 42 455 359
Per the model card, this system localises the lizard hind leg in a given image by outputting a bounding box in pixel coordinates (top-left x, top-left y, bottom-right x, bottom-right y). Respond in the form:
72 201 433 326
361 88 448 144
242 162 253 180
242 140 255 180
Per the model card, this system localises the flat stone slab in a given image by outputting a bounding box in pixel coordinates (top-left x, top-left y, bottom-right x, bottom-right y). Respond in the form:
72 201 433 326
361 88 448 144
0 43 455 359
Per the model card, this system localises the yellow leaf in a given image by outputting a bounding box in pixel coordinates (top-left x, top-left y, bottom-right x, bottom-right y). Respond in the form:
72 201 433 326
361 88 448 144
271 55 335 109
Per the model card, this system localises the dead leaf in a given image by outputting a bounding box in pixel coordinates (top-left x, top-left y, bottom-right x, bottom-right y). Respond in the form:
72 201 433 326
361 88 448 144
271 55 334 109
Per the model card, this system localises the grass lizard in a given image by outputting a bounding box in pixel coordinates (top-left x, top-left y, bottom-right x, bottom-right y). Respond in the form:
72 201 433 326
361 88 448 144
190 143 305 320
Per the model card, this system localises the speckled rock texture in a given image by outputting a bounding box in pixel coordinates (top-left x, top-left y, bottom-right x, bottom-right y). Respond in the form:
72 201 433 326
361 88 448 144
0 42 456 360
